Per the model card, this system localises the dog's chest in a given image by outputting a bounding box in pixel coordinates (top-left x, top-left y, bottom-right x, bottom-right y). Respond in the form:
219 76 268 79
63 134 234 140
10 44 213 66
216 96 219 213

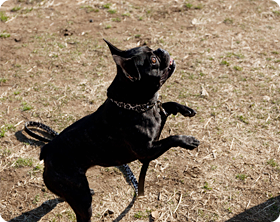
135 110 162 138
111 107 163 145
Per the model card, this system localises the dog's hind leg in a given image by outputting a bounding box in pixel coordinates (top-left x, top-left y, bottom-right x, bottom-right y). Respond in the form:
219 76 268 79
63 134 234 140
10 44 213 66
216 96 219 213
43 169 92 222
62 177 93 222
67 195 92 222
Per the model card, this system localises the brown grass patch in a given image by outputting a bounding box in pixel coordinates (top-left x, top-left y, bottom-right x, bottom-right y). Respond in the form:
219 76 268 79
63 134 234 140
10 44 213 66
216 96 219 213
0 0 280 221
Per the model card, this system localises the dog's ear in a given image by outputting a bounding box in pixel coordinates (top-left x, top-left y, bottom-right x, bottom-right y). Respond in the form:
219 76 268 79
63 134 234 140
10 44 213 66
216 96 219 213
112 55 141 82
104 39 140 82
103 39 124 57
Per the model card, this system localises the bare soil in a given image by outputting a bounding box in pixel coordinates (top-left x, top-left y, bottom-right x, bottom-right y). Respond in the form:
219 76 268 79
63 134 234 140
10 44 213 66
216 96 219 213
0 0 280 221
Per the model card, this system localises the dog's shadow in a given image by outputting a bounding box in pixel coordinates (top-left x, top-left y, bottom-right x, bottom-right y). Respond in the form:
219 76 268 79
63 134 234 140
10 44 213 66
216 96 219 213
112 196 137 222
14 130 46 147
7 196 137 222
8 198 64 222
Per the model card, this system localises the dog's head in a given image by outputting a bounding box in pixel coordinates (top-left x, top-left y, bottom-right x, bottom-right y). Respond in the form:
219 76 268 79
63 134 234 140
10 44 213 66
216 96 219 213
104 39 176 102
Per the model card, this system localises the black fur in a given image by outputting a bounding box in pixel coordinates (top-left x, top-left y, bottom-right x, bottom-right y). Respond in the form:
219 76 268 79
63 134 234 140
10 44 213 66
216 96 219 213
41 39 199 222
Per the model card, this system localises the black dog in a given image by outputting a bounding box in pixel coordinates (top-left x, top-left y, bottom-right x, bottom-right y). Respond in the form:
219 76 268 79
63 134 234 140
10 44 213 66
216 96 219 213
40 39 200 222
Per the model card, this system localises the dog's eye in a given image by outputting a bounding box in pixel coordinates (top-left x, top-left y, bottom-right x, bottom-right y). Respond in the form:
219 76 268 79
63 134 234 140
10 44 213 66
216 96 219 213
151 57 157 64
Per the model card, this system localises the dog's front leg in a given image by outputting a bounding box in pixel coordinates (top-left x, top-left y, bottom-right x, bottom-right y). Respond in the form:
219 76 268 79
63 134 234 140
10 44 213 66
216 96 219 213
148 135 199 159
156 102 196 141
138 161 149 196
162 102 196 117
137 135 199 196
137 102 198 196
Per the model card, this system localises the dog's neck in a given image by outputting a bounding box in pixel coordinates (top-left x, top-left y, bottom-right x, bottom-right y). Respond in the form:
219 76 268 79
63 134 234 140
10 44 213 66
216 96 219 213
107 74 159 105
107 73 160 113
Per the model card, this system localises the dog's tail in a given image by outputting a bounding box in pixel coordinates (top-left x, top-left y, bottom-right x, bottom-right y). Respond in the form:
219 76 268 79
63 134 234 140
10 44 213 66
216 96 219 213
24 121 59 142
24 121 59 160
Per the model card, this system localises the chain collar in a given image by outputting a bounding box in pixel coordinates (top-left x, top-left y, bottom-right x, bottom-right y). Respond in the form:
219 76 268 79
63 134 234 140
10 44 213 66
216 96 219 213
109 98 156 113
109 98 167 115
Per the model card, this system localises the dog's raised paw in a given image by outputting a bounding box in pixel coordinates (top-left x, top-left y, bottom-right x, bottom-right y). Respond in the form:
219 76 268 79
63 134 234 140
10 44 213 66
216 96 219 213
181 106 196 117
188 137 200 149
175 135 200 150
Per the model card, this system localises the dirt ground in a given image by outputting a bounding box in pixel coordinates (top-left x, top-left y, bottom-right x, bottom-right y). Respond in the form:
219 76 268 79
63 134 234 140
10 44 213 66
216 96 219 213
0 0 280 221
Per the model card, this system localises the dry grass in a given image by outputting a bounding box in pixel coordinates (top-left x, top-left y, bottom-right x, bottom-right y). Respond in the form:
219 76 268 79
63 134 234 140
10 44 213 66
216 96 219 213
0 0 280 221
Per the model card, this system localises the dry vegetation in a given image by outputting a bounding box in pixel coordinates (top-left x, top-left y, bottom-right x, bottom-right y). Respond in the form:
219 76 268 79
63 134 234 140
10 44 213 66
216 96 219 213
0 0 280 221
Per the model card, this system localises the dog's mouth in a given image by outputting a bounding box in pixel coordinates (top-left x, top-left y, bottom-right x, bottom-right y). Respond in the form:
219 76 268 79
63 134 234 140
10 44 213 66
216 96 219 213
166 57 176 77
160 58 176 86
168 57 175 73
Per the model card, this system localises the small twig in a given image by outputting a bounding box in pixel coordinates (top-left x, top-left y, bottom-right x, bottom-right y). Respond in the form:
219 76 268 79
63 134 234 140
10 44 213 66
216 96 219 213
230 138 234 150
212 150 216 159
163 213 170 222
198 208 219 215
6 15 18 23
202 154 212 160
204 117 213 129
160 163 169 172
191 204 198 210
173 193 182 213
158 211 168 220
252 175 261 188
14 120 24 127
266 115 270 122
246 200 251 210
234 136 249 146
166 190 176 203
